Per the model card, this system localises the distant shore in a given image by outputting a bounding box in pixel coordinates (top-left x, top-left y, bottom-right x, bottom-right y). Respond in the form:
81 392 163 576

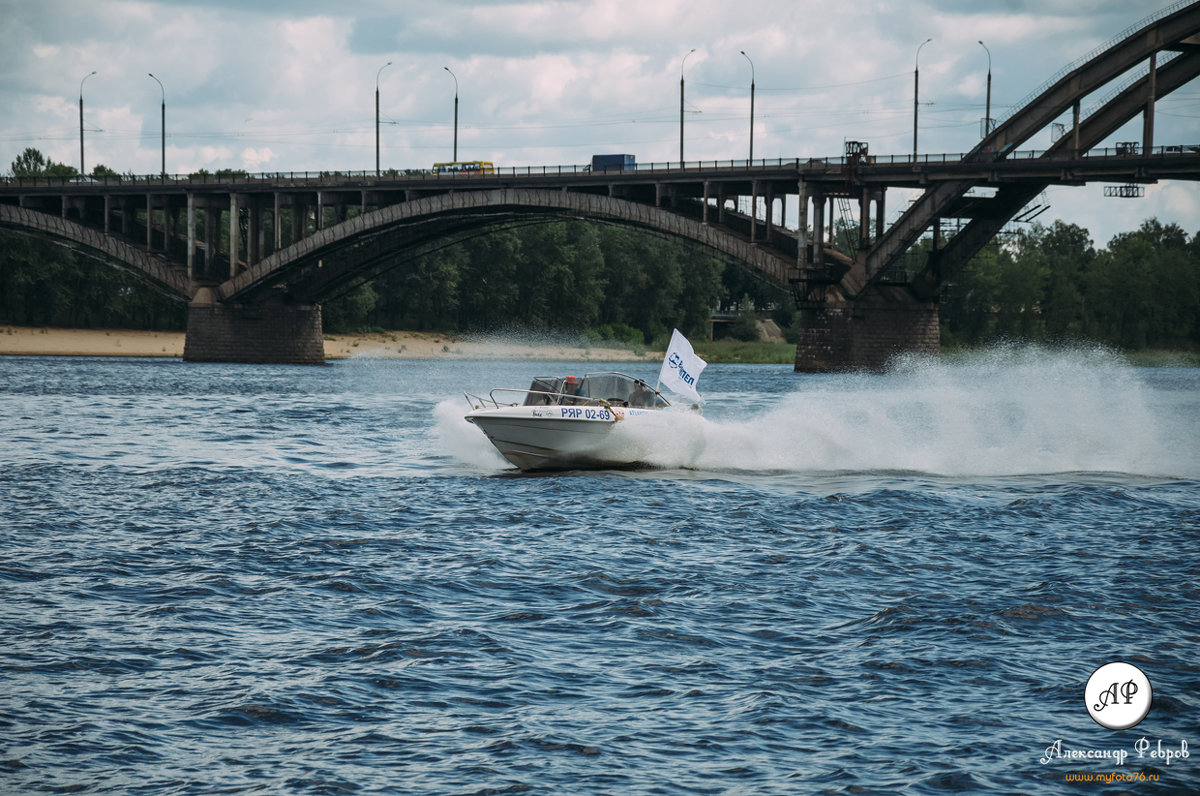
0 326 659 362
12 326 1188 367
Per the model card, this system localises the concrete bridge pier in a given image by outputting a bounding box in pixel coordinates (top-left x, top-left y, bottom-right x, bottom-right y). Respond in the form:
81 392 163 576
183 287 325 364
793 293 940 372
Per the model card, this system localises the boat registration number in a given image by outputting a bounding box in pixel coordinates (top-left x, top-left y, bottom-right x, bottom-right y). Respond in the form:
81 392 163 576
561 407 611 421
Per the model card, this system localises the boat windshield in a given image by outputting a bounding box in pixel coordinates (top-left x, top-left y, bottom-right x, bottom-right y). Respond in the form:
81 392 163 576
520 373 668 408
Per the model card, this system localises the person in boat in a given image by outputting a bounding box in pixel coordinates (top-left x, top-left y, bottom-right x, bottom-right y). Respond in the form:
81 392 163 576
630 379 653 408
562 375 586 405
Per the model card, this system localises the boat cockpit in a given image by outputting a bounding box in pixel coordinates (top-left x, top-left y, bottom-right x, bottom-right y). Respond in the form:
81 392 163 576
522 373 669 409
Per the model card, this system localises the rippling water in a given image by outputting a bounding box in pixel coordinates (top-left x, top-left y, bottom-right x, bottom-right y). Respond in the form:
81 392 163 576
2 346 1198 794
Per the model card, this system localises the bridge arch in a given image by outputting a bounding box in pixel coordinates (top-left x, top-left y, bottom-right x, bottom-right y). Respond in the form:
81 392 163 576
219 188 796 304
0 204 190 299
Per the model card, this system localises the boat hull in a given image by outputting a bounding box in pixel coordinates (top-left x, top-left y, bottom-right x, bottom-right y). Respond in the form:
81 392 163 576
466 404 649 471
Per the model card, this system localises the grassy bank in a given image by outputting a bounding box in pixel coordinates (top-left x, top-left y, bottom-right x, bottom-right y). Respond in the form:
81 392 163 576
600 337 1200 367
691 341 1200 367
692 340 796 364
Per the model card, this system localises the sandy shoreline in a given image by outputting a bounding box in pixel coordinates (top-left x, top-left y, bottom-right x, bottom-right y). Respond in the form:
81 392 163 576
0 326 659 362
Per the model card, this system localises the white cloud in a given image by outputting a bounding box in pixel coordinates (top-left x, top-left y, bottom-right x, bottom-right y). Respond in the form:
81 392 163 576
240 146 276 171
0 0 1194 240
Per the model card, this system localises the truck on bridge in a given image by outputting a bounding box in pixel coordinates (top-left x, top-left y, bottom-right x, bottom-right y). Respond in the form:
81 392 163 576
589 154 636 172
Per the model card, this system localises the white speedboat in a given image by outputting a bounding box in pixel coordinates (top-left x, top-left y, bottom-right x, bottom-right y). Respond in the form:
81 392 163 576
464 372 693 471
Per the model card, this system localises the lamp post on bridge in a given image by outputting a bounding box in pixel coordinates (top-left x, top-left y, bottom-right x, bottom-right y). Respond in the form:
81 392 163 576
679 48 695 168
376 61 392 176
148 73 165 177
978 40 993 137
79 70 96 177
740 50 755 164
444 66 458 162
913 38 931 162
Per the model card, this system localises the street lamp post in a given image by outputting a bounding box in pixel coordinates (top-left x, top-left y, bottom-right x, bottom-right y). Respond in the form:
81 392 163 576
978 40 992 137
444 67 458 162
679 48 696 167
913 38 931 162
148 73 165 177
376 61 392 176
79 70 96 177
740 50 755 163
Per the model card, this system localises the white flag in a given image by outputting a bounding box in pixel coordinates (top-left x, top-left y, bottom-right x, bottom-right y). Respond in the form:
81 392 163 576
658 328 707 402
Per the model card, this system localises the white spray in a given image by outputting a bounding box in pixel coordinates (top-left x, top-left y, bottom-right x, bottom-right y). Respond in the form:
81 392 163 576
439 344 1198 478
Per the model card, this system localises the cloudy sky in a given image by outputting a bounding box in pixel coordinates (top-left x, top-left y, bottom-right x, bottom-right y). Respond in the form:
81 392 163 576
2 0 1197 244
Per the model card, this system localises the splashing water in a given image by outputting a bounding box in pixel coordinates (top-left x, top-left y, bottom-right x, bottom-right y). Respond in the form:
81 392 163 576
440 344 1198 478
693 346 1187 476
434 398 510 470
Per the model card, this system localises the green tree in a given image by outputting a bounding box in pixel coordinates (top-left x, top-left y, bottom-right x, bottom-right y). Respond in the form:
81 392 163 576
8 146 76 178
1091 220 1198 348
994 229 1048 339
322 282 379 333
10 147 50 176
456 226 522 330
1038 221 1093 339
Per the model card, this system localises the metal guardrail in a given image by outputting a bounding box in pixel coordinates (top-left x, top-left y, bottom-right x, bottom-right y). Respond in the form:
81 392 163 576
2 145 1196 188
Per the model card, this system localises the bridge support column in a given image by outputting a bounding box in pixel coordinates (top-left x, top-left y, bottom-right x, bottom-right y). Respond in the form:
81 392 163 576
797 180 808 268
246 197 259 265
273 193 282 251
229 193 240 278
186 194 195 280
876 189 885 239
204 199 216 277
146 193 154 251
811 187 825 267
793 293 939 372
750 181 758 243
183 288 325 365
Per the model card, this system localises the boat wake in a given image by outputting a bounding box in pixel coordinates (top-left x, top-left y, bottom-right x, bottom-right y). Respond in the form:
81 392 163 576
438 345 1198 479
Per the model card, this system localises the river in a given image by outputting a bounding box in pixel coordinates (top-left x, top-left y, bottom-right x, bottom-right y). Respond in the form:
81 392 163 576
1 345 1197 794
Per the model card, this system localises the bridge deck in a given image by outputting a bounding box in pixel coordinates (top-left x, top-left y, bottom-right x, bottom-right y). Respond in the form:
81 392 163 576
4 143 1198 197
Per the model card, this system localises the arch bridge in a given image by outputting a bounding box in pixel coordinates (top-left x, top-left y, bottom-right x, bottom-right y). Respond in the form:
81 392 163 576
2 0 1199 368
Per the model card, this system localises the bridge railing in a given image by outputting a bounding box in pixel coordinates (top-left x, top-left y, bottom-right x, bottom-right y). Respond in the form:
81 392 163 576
2 145 1196 188
0 158 806 187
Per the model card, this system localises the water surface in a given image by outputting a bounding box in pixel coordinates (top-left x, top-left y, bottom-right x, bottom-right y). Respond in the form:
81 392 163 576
2 347 1197 794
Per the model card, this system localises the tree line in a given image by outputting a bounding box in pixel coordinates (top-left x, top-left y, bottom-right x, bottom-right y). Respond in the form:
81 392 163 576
939 218 1200 350
2 147 1197 350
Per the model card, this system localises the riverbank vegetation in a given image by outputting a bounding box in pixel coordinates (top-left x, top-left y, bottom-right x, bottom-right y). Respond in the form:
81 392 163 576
939 218 1199 351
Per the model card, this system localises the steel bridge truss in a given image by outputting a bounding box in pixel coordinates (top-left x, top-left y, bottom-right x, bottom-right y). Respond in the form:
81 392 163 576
840 0 1200 302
